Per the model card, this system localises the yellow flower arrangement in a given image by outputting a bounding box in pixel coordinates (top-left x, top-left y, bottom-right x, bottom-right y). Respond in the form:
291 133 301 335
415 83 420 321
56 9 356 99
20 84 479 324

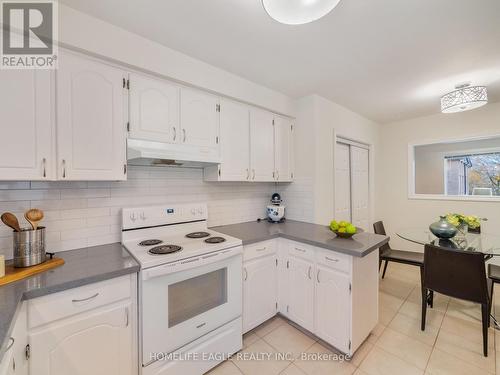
445 213 487 229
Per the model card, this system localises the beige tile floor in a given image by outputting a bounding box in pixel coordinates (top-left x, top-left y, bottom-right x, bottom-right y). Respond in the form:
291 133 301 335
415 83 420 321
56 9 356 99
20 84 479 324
209 262 500 375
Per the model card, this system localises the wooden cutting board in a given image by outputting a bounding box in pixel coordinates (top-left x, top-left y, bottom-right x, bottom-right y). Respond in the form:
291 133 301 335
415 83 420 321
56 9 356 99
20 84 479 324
0 258 65 286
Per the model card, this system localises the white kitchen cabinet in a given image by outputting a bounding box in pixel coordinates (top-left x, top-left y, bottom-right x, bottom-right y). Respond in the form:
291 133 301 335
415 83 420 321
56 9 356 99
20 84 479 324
243 254 278 333
0 304 28 375
180 88 219 149
217 99 250 181
286 255 315 332
274 116 294 182
249 108 275 182
129 73 180 143
56 51 127 181
315 264 351 353
28 302 133 375
0 70 53 181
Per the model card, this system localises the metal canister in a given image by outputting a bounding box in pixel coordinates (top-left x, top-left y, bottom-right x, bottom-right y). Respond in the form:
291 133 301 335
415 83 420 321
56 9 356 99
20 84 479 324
13 227 46 267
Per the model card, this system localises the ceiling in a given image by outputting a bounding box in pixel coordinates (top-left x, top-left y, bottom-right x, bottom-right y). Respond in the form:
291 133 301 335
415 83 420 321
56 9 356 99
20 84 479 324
59 0 500 123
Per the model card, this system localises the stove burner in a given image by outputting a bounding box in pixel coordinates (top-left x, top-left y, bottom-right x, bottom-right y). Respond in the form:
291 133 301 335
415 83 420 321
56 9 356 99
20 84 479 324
148 245 182 255
204 237 226 244
186 231 210 239
139 239 163 246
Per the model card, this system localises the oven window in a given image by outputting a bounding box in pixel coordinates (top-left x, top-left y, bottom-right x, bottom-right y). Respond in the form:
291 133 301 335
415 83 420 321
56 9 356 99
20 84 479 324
168 268 228 327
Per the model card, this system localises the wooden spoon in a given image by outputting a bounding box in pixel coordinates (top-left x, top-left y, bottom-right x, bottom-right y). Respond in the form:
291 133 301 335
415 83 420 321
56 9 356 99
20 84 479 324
25 209 44 231
1 212 21 232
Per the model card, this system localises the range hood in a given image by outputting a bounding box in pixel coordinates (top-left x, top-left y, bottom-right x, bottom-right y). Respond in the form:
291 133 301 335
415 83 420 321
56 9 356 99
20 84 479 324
127 139 221 168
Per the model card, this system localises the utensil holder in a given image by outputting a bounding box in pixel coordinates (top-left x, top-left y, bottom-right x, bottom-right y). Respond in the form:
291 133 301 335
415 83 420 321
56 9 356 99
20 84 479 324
13 227 46 267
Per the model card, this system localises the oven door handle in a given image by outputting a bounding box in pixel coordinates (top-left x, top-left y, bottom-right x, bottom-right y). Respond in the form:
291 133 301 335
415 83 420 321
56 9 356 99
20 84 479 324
142 246 242 281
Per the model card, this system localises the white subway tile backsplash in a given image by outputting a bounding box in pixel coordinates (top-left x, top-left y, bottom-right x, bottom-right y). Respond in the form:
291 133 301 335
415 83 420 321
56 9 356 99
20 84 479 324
0 166 282 259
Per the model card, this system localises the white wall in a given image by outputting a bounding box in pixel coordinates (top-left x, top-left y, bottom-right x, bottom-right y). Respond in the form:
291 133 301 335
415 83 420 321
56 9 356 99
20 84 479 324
57 5 295 117
377 102 500 252
281 95 380 225
0 167 275 259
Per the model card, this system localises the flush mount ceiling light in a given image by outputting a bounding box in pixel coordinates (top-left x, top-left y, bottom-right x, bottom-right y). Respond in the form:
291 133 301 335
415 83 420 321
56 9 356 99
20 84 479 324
441 83 488 113
262 0 341 25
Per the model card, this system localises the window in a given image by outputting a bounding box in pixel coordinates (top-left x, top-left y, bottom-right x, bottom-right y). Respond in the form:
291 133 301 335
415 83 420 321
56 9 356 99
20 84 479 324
445 153 500 196
411 135 500 199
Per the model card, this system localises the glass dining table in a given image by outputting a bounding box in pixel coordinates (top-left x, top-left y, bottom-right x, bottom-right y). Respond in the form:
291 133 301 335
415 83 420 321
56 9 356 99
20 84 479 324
397 229 500 258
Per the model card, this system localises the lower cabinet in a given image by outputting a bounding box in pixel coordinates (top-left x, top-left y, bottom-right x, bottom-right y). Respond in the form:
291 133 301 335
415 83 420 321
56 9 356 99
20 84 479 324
315 264 351 353
242 242 278 333
29 303 133 375
242 239 378 356
0 304 28 375
286 255 315 332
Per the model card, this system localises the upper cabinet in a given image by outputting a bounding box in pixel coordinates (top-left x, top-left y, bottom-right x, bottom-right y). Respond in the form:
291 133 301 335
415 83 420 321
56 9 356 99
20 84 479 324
249 109 275 182
180 88 219 149
129 73 179 143
204 103 295 183
218 99 250 181
0 70 53 181
57 51 127 181
274 116 294 182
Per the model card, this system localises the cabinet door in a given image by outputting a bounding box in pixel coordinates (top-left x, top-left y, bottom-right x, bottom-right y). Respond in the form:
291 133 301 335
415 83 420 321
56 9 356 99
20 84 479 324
29 303 133 375
274 117 293 182
249 109 275 181
0 70 53 180
129 73 179 143
180 88 219 149
243 255 277 333
315 265 350 352
287 256 314 332
219 99 250 181
57 51 127 181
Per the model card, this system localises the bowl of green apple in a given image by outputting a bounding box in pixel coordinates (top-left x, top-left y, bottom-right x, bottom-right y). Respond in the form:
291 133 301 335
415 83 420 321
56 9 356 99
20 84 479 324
329 220 358 238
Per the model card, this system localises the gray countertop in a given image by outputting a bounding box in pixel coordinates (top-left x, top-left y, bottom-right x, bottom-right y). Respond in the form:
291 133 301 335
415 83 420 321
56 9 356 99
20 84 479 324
212 219 389 257
0 243 139 361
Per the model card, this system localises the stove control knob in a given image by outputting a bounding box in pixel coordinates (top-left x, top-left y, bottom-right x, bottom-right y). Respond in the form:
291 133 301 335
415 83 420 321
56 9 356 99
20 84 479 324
197 208 204 215
130 213 137 222
191 208 196 216
140 212 146 220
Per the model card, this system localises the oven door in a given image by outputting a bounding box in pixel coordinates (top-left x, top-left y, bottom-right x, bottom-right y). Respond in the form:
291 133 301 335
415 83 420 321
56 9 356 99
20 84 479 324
141 247 242 366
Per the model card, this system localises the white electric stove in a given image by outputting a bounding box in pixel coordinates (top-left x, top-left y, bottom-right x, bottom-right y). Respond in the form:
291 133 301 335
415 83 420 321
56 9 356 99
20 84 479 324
121 203 243 375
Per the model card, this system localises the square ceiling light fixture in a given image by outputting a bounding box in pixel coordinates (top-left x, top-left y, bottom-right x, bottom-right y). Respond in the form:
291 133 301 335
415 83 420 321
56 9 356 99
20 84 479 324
441 83 488 113
262 0 341 25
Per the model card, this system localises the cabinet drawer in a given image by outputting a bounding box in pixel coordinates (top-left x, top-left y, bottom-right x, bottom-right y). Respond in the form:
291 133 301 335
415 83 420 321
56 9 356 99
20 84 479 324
243 240 276 262
28 275 132 328
288 241 314 261
315 249 351 274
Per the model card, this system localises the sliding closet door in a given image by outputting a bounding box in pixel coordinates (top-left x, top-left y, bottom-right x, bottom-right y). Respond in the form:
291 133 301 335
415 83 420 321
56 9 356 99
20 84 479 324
334 143 351 222
350 146 370 231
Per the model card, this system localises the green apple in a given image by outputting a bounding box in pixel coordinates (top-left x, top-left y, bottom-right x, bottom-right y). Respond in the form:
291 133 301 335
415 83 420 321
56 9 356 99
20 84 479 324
330 220 339 231
346 224 357 234
338 227 347 233
339 221 348 227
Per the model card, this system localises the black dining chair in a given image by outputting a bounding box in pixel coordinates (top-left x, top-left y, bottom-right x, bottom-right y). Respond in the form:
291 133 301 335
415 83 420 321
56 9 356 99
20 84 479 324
373 221 424 279
422 243 492 357
487 264 500 325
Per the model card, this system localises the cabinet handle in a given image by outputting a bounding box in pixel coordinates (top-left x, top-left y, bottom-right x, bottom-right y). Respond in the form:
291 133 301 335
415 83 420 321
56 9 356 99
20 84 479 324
173 127 177 141
125 307 129 327
252 169 255 180
42 158 46 178
183 129 186 142
72 292 99 303
308 266 312 279
317 269 321 283
244 267 248 281
325 256 339 262
256 247 267 252
62 159 66 178
276 170 280 180
6 337 14 351
294 247 306 253
246 168 249 180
